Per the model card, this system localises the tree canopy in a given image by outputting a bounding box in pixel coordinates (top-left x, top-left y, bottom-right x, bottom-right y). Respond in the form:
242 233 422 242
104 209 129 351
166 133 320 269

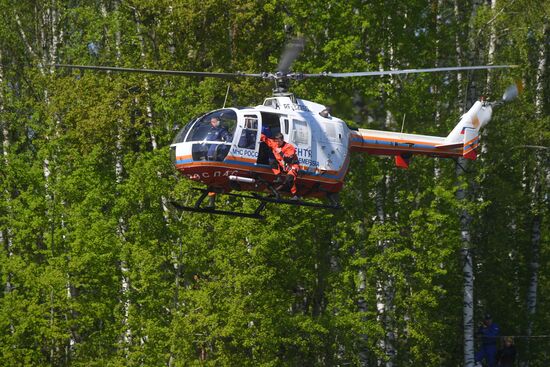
0 1 548 366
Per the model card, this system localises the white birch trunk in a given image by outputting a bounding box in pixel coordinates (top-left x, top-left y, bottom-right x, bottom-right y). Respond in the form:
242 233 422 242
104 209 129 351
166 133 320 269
15 2 65 361
167 3 176 56
456 158 475 367
524 157 542 367
525 21 548 366
45 2 63 361
109 1 133 353
133 7 158 150
15 13 43 71
357 214 369 367
375 175 395 367
117 135 131 352
165 5 180 363
481 0 497 161
383 44 395 130
375 186 387 366
376 14 397 363
457 2 483 364
453 0 464 111
133 6 171 220
0 48 7 162
534 23 547 117
0 46 15 340
0 48 6 158
49 0 60 72
485 0 497 92
433 0 444 179
358 267 369 366
526 213 540 329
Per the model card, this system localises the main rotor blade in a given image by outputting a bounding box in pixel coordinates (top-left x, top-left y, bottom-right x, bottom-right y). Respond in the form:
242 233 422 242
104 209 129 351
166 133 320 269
303 65 519 78
277 37 305 74
55 64 263 78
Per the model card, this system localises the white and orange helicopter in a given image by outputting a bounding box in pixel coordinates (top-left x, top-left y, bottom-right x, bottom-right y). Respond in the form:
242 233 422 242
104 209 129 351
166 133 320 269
57 39 520 219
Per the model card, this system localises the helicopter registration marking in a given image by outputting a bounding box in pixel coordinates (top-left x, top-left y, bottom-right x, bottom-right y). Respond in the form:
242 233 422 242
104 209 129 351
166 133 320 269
187 170 239 180
282 103 310 112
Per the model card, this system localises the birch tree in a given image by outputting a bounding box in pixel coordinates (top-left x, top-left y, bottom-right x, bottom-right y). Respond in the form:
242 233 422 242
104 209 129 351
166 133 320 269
525 20 548 366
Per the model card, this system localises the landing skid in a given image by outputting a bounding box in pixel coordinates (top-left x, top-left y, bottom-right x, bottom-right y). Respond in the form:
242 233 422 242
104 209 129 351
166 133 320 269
170 188 340 219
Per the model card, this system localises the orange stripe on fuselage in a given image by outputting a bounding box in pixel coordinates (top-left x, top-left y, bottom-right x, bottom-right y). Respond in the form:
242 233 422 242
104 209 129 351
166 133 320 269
356 143 461 155
352 133 441 146
350 132 463 157
465 137 479 147
225 155 257 163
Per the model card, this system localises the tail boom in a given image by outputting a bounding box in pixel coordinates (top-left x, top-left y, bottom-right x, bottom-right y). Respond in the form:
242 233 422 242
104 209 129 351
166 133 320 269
349 129 462 159
350 100 492 166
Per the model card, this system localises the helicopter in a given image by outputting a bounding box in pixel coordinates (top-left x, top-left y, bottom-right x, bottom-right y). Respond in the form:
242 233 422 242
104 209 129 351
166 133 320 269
56 39 520 219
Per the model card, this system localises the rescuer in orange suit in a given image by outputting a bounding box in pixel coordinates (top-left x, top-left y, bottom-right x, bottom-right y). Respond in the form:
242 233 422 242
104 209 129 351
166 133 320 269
260 132 300 198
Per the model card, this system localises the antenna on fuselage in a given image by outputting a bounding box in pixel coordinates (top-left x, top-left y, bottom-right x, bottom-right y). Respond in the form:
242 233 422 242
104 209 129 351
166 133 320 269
223 84 231 108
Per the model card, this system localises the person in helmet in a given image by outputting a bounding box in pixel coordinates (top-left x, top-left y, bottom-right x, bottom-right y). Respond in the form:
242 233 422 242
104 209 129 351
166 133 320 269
475 313 500 367
260 132 300 198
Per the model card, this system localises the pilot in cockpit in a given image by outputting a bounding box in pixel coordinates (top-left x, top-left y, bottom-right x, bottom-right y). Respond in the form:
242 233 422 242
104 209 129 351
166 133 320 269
206 117 231 160
206 117 231 142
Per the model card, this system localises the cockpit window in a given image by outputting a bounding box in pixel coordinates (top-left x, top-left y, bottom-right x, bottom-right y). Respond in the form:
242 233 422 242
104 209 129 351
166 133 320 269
172 109 238 145
172 115 199 144
186 109 237 142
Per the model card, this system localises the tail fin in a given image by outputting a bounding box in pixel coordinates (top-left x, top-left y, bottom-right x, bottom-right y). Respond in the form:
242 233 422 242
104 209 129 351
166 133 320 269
444 101 493 160
462 127 479 160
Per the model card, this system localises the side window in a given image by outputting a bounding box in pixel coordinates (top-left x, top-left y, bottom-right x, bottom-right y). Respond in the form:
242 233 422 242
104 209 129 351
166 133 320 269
283 118 289 135
291 119 309 145
263 98 280 109
238 115 258 149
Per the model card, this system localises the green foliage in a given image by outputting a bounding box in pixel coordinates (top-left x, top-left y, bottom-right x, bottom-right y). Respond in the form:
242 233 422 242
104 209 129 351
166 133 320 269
0 0 548 366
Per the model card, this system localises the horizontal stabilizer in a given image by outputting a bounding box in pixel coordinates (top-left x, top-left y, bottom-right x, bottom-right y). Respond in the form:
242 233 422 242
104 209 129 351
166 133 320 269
395 154 411 169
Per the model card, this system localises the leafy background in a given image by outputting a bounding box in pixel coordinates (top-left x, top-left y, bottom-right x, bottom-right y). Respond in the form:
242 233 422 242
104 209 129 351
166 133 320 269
0 0 548 366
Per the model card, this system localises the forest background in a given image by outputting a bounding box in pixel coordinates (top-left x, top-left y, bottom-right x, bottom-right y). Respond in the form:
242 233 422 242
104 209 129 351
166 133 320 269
0 0 548 366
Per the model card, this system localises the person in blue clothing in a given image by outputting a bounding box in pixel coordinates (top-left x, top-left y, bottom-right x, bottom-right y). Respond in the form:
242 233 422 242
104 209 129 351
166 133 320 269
261 125 272 138
475 313 500 367
206 117 231 160
206 117 231 142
